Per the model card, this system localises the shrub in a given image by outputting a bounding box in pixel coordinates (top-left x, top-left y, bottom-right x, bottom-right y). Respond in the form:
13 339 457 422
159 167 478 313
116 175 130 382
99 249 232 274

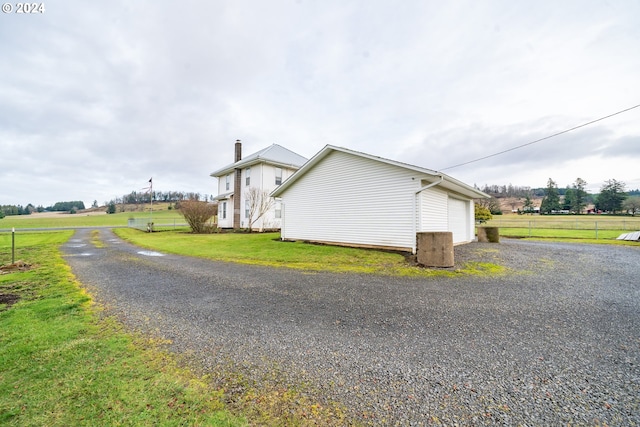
178 200 218 233
475 204 492 223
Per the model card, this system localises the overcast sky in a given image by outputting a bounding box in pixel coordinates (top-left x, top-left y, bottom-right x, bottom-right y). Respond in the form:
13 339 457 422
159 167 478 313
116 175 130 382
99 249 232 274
1 0 639 208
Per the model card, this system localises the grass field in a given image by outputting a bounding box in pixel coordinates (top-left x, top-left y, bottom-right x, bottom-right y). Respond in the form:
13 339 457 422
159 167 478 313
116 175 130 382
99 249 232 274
484 214 640 240
0 209 185 229
0 232 243 426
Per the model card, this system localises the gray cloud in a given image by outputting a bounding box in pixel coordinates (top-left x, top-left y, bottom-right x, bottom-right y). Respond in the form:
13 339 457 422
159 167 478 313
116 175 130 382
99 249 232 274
1 0 639 206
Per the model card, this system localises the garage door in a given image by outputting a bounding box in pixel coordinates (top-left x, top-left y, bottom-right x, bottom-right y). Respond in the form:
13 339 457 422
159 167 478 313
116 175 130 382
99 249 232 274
447 198 469 244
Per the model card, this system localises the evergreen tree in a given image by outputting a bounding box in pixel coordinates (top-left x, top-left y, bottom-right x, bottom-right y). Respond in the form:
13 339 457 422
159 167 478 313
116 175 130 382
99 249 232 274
596 179 626 213
523 195 534 214
571 178 588 214
540 178 560 214
563 187 574 211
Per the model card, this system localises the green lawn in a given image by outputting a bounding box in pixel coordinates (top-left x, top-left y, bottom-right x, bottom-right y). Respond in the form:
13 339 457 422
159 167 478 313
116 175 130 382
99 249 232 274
483 214 640 242
113 229 503 277
0 232 244 426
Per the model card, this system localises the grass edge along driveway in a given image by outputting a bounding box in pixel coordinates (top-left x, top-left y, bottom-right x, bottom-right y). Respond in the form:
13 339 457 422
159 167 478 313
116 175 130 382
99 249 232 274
113 229 505 277
0 231 245 426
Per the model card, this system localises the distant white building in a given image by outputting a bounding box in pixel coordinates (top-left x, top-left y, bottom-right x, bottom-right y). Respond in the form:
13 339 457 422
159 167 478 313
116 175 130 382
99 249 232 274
211 141 308 230
271 145 490 253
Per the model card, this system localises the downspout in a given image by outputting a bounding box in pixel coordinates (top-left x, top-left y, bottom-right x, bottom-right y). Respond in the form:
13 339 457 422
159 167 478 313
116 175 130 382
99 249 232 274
412 175 444 253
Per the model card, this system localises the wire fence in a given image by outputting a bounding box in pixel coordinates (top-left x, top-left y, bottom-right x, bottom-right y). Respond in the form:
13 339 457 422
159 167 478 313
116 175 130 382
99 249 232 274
486 218 640 230
127 217 188 231
483 217 640 239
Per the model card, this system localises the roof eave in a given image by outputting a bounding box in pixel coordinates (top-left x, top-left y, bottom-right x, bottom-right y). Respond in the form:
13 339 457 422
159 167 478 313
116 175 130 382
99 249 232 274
211 158 305 178
272 145 490 199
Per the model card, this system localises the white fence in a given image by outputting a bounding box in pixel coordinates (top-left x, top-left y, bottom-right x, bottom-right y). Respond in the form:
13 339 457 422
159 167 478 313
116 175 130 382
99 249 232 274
127 217 188 231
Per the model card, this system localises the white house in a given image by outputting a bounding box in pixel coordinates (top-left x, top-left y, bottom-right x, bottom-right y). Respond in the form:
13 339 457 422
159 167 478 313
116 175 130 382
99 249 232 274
211 141 308 230
271 145 490 253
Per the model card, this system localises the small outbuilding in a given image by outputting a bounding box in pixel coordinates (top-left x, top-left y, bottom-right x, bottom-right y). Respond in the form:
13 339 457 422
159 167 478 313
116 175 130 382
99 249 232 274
271 145 490 253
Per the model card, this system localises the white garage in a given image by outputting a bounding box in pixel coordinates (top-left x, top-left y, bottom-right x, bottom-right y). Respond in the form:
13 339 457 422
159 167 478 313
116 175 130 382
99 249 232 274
271 145 489 253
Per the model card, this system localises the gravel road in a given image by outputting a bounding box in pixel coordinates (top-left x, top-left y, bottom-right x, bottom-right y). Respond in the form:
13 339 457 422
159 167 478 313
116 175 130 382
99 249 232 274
62 229 640 425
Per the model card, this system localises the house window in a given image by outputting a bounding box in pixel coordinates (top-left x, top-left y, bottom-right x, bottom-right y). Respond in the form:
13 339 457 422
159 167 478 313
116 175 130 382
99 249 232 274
275 201 282 219
245 167 251 186
221 201 227 219
275 167 282 185
225 174 230 191
245 200 249 218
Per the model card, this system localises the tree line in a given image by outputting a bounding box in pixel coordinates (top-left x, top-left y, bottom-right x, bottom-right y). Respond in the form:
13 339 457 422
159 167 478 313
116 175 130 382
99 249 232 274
540 178 638 215
476 179 640 216
106 190 212 206
476 184 542 198
0 201 86 218
1 190 211 218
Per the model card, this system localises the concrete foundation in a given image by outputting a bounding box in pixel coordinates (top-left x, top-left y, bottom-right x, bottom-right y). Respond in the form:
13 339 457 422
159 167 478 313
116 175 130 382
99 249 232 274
416 232 454 267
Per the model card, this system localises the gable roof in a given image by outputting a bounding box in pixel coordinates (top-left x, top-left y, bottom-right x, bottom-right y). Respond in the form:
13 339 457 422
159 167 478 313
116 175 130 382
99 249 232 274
210 144 308 177
271 145 489 199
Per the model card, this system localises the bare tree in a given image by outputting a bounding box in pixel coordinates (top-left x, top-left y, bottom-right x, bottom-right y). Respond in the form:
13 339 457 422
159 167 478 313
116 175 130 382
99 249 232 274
623 196 640 216
178 199 218 233
475 197 502 215
245 187 274 231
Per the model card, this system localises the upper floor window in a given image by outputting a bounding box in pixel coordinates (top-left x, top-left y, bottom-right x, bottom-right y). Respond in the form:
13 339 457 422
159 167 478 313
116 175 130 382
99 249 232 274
225 174 231 191
275 167 282 185
245 167 251 186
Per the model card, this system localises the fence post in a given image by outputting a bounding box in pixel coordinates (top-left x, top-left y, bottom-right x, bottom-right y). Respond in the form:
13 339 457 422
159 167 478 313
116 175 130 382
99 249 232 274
12 227 15 264
595 221 598 239
529 221 532 237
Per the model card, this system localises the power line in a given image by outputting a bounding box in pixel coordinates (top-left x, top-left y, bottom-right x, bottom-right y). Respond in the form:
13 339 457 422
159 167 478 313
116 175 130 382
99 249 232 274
439 104 640 171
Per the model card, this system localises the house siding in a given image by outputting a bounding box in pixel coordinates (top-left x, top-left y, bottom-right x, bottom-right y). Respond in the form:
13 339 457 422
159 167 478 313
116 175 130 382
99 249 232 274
212 144 308 230
216 174 234 228
280 150 417 251
226 163 298 230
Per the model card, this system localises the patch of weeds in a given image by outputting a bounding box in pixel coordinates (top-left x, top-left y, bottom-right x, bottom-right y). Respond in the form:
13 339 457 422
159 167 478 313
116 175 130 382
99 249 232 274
90 230 105 248
457 262 507 276
206 361 350 427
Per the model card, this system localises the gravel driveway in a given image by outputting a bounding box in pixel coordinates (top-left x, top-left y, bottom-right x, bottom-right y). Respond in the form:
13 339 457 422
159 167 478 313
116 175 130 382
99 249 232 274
62 229 640 425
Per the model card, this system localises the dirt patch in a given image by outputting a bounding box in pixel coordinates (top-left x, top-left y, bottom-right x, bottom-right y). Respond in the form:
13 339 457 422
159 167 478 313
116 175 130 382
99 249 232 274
0 260 32 274
0 293 20 310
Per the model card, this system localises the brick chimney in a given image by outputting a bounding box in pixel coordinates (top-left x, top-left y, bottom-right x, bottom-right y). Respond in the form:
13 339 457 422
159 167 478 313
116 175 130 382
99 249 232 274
234 140 242 162
233 140 242 229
